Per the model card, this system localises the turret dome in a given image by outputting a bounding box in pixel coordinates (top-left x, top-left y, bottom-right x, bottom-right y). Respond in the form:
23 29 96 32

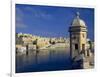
72 12 86 27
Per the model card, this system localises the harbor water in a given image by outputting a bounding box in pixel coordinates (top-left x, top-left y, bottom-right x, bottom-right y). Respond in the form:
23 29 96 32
16 47 72 73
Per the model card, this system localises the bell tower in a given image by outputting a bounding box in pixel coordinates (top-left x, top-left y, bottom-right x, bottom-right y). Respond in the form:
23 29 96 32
69 12 87 59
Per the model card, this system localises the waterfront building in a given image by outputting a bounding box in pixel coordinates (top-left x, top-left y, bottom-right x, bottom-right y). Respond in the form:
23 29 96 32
69 12 94 69
36 38 50 49
69 12 87 59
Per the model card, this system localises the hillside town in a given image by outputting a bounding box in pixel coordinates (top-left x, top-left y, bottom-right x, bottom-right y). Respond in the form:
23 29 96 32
16 32 70 53
16 32 94 55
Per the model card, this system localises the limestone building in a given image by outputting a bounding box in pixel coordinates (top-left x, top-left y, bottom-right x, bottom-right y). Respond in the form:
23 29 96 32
69 12 87 59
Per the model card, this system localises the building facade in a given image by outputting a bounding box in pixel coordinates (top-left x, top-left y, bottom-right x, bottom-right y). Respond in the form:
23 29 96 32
69 12 87 59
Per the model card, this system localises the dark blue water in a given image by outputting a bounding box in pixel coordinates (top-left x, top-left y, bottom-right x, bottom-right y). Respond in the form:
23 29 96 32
16 47 72 73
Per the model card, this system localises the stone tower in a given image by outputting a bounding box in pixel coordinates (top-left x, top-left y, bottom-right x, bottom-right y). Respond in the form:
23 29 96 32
69 12 87 60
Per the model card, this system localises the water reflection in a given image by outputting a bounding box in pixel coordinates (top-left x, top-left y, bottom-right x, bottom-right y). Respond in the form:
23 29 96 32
16 47 71 73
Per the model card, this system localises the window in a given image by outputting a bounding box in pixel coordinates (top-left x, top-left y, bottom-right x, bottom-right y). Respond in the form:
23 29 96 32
82 44 85 50
82 33 85 38
75 44 78 50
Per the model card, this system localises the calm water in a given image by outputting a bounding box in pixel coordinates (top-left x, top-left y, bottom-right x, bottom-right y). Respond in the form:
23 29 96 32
16 47 72 73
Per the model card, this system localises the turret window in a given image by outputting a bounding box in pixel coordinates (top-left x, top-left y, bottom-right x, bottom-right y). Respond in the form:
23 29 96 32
82 34 84 38
75 44 78 50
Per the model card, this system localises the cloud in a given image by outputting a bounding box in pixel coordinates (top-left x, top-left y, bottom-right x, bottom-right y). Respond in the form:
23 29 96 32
16 7 27 28
16 22 27 28
25 6 53 20
16 5 54 29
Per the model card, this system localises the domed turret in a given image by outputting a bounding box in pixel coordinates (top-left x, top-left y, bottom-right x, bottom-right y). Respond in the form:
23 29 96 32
69 12 87 60
72 12 86 27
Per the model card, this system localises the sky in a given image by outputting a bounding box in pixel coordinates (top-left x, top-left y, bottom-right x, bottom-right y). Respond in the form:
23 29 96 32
16 4 94 41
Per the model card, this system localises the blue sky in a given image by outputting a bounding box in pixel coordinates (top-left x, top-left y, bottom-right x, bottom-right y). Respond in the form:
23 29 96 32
16 4 94 41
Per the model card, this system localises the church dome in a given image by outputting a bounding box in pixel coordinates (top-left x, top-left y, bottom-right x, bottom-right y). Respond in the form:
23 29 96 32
72 12 86 27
